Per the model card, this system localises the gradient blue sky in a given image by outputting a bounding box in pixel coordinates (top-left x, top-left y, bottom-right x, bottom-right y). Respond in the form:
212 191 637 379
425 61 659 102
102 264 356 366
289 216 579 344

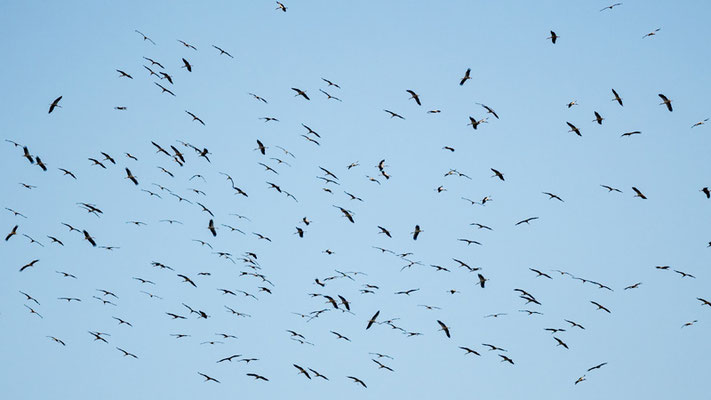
1 1 710 399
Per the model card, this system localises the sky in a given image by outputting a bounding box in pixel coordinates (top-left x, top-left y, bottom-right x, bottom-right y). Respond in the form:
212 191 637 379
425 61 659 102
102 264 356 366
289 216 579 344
1 1 710 398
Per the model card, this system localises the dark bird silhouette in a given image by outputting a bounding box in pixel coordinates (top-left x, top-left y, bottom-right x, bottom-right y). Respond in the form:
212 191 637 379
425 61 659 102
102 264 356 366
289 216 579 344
547 30 559 44
181 58 193 72
292 88 310 100
611 88 623 106
185 111 205 125
48 96 62 113
460 68 471 86
591 301 611 313
125 168 138 185
212 45 234 58
412 225 423 240
5 225 18 241
588 362 608 371
658 94 672 111
567 122 581 136
134 30 156 44
491 168 504 181
437 320 451 338
83 230 97 247
366 310 380 329
347 376 367 388
198 372 220 383
632 187 647 199
293 364 311 379
384 109 405 119
406 90 421 106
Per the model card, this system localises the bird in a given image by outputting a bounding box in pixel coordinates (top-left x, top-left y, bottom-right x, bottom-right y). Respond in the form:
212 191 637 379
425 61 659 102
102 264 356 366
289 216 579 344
621 131 641 137
406 90 421 106
276 1 287 12
437 320 451 338
701 187 710 199
588 362 608 371
116 69 133 79
116 347 138 358
547 30 559 44
212 45 234 58
477 273 488 288
643 28 661 38
601 185 622 193
185 111 205 125
124 168 138 185
366 310 380 329
384 109 405 119
600 3 622 11
515 217 539 226
246 373 269 381
658 94 673 111
347 376 367 388
177 274 197 287
567 122 581 136
554 337 569 349
691 118 708 128
611 88 623 106
411 225 423 240
542 192 564 202
5 225 18 241
491 168 505 181
460 68 471 86
181 58 192 72
593 111 604 125
293 364 311 379
591 301 611 313
48 96 62 113
292 88 310 100
134 30 155 44
632 187 647 199
322 78 340 88
477 103 499 119
198 372 220 383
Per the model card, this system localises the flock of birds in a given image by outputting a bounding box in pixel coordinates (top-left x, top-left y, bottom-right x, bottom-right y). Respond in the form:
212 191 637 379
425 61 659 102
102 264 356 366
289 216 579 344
4 1 710 395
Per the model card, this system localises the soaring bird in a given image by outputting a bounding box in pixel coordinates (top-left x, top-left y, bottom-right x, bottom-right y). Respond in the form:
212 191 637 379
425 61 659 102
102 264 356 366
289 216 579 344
116 69 133 79
384 109 405 119
125 168 138 185
437 320 451 338
593 111 604 125
491 168 505 181
181 58 193 72
590 301 611 313
460 68 471 86
366 310 380 329
276 1 287 12
658 94 672 112
212 45 234 58
547 30 559 44
701 187 710 199
83 230 97 247
611 88 623 106
48 96 62 113
406 90 421 106
134 30 156 44
5 225 18 241
411 225 423 240
567 122 581 136
632 187 647 199
208 219 217 237
477 103 499 119
347 376 367 388
293 364 311 379
292 88 310 100
198 372 220 383
185 111 205 125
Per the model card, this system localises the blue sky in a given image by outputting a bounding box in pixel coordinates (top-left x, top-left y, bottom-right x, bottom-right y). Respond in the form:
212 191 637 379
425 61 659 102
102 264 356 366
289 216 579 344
1 1 710 398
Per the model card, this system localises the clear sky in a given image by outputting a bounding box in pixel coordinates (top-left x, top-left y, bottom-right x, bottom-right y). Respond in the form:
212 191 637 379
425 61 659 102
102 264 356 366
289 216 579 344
1 1 710 399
